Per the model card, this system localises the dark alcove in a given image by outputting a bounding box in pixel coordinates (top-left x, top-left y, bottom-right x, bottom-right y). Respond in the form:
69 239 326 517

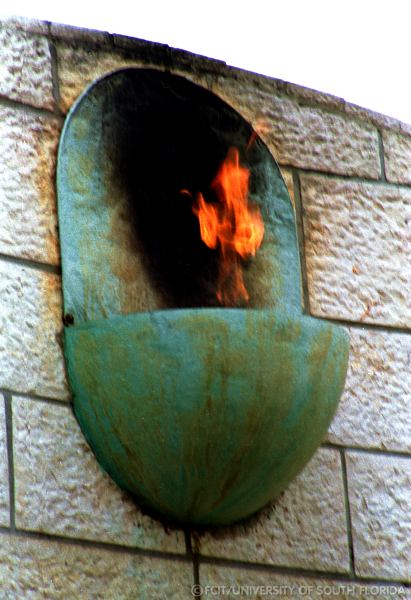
103 69 265 308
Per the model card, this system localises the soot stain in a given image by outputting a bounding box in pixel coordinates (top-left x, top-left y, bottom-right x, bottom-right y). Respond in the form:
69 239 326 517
106 69 261 308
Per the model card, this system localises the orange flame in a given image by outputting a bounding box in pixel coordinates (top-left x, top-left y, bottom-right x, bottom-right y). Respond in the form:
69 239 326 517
192 147 264 305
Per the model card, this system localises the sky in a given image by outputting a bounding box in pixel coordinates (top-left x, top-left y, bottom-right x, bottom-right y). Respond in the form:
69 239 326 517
2 0 411 125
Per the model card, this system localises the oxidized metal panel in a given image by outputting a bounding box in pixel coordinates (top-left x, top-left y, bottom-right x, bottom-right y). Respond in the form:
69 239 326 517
57 69 349 526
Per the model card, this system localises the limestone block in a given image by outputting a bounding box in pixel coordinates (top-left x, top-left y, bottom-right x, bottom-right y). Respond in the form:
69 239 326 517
0 261 69 400
285 81 345 111
328 328 411 452
347 452 411 581
0 106 61 264
56 43 163 113
0 24 54 110
200 564 408 599
56 40 224 115
194 448 350 573
0 533 193 599
383 130 411 185
300 174 411 327
0 397 9 526
13 397 185 553
112 33 172 51
213 77 380 178
50 22 110 44
0 16 49 35
400 121 411 137
346 103 401 134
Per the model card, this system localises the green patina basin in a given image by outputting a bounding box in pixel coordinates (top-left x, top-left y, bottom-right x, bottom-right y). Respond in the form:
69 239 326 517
65 308 347 525
57 68 349 526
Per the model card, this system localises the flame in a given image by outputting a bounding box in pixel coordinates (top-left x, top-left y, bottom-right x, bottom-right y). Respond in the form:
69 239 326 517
192 147 264 305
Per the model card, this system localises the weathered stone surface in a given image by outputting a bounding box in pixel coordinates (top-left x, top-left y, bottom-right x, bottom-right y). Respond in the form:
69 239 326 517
328 328 411 452
346 102 402 134
347 452 411 581
200 564 408 599
0 16 49 35
0 397 9 527
301 174 411 327
13 397 185 553
285 81 346 111
400 121 411 137
112 32 170 51
57 43 164 112
50 22 110 44
213 77 380 178
3 25 411 590
0 533 193 599
0 261 69 400
383 130 411 185
194 448 350 573
0 106 61 264
0 24 54 109
56 40 224 114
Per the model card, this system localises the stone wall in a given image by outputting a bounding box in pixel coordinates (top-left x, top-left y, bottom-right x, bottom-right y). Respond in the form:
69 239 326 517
0 16 409 599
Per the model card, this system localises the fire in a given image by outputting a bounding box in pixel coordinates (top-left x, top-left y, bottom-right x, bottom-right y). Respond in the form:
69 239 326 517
192 147 264 305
